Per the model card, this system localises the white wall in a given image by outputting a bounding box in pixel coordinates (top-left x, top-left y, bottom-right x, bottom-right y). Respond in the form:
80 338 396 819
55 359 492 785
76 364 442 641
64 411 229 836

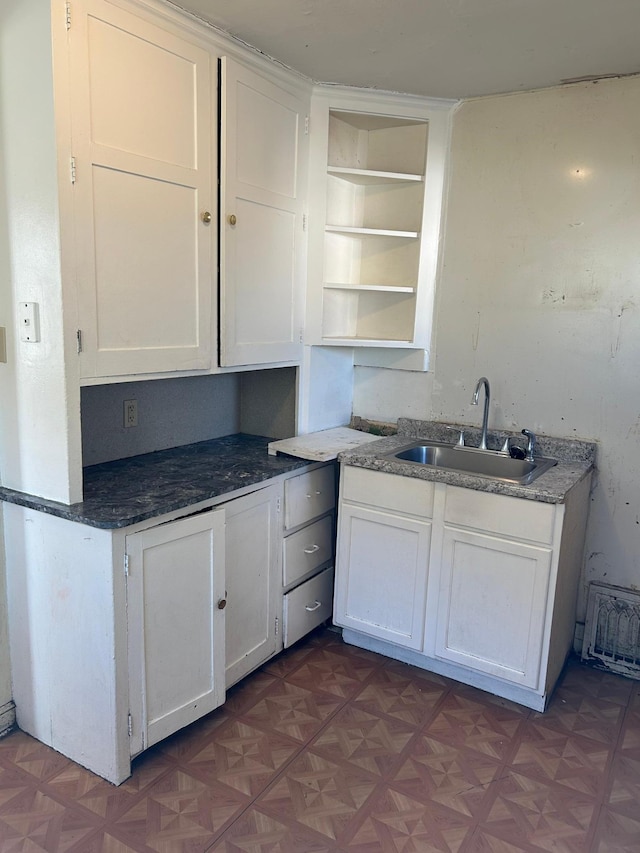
0 0 74 728
355 75 640 614
0 0 81 503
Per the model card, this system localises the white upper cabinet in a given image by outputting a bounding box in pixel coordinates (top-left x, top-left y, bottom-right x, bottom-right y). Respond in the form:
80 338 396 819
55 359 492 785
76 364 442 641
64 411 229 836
70 0 213 378
306 89 454 352
219 57 308 367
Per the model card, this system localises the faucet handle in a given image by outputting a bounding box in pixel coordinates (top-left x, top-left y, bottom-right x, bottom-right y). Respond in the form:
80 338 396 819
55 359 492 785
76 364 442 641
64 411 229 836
445 426 465 447
521 429 536 461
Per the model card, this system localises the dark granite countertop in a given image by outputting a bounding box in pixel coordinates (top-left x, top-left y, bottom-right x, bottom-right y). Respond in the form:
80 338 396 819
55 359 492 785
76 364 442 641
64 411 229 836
0 434 314 530
338 420 596 504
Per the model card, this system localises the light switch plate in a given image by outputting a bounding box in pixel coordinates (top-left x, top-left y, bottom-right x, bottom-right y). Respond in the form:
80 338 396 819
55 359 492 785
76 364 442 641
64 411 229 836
19 302 40 342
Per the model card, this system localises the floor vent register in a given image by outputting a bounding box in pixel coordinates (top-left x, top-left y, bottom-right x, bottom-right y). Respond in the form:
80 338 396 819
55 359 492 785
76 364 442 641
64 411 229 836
582 581 640 679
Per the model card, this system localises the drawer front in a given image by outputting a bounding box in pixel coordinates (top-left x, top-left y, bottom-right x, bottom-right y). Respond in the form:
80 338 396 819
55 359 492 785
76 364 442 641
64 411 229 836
342 466 434 519
283 567 334 648
284 466 335 530
444 485 556 544
283 515 334 587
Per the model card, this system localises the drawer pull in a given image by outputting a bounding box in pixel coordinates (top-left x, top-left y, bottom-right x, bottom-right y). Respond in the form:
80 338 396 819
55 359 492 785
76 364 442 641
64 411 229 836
303 544 320 554
305 490 322 498
305 600 322 612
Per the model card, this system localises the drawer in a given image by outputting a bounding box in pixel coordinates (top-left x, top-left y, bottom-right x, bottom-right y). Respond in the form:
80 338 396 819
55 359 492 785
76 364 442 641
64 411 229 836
283 567 334 648
283 515 334 588
284 466 335 530
342 466 434 519
444 485 556 544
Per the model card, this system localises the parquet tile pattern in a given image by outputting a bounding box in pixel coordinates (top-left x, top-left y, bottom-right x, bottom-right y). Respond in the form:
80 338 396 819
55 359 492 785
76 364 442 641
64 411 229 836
0 627 638 852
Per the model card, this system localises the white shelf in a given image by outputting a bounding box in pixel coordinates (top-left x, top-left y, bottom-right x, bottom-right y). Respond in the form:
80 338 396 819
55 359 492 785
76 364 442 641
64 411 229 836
325 225 419 239
310 98 452 350
322 336 414 346
327 166 424 186
324 282 416 294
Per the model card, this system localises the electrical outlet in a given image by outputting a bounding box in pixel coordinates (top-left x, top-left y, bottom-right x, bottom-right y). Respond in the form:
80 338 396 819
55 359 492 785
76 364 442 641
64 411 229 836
123 399 138 428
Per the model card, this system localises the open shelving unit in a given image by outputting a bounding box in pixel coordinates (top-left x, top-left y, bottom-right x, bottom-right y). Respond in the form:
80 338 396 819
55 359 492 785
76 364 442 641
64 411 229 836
320 109 429 344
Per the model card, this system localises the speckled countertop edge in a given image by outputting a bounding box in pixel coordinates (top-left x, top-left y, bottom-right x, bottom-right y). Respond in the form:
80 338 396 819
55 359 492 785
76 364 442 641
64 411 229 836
0 434 315 530
338 420 596 504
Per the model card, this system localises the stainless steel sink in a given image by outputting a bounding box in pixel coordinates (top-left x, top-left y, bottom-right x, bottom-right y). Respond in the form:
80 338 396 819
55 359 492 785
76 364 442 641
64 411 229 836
388 441 557 485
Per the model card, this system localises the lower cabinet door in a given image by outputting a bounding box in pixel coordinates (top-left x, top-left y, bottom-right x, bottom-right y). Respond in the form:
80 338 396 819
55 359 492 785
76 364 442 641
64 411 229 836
284 567 334 648
434 525 552 688
126 508 226 756
224 484 281 687
334 503 431 650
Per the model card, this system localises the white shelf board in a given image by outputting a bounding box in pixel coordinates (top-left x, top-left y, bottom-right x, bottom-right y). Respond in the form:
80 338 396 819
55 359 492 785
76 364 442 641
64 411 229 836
323 282 416 294
321 335 414 346
325 225 419 239
327 166 424 186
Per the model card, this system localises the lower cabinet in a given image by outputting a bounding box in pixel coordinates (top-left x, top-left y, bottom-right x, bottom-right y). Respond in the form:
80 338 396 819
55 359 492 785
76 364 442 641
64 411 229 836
126 464 336 771
334 465 592 711
334 504 431 650
126 509 226 757
281 465 337 647
435 525 552 688
334 467 433 650
5 462 336 785
224 484 281 688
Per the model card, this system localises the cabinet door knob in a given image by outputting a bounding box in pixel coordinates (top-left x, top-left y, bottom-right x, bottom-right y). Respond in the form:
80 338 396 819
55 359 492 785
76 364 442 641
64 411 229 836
227 214 237 226
303 544 320 554
217 598 227 610
305 600 322 612
201 211 212 224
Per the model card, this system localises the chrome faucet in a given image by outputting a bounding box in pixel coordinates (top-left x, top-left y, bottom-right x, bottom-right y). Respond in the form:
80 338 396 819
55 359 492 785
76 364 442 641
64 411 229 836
521 429 536 462
471 377 490 450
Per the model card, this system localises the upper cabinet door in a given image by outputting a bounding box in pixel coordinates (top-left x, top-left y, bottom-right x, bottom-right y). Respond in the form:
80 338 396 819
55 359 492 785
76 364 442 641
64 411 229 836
219 57 307 367
70 0 213 378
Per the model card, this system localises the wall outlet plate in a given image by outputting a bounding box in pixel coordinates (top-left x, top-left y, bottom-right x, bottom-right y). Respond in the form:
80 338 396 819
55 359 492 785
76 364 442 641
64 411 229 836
124 399 138 428
19 302 40 342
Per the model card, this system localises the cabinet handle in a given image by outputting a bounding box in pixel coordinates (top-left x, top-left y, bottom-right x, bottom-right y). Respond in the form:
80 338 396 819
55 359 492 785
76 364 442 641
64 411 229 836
227 214 237 226
305 490 322 498
217 598 227 610
305 600 322 612
303 544 320 554
201 211 212 224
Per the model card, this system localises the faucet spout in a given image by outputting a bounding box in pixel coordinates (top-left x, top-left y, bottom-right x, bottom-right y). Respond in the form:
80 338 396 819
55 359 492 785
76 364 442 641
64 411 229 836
471 377 491 450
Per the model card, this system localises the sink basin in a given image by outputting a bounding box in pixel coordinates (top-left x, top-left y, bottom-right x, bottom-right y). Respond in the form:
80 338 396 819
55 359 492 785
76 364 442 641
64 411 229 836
388 441 557 485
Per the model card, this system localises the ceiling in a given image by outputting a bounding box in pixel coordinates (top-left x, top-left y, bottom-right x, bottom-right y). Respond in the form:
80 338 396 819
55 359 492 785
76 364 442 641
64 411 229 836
172 0 640 100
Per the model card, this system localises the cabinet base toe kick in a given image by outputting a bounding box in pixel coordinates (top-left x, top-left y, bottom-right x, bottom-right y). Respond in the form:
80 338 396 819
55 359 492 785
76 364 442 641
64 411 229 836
341 628 553 713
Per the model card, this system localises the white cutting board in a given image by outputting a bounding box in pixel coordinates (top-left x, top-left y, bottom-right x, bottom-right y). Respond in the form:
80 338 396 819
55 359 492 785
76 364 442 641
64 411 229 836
268 427 380 462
